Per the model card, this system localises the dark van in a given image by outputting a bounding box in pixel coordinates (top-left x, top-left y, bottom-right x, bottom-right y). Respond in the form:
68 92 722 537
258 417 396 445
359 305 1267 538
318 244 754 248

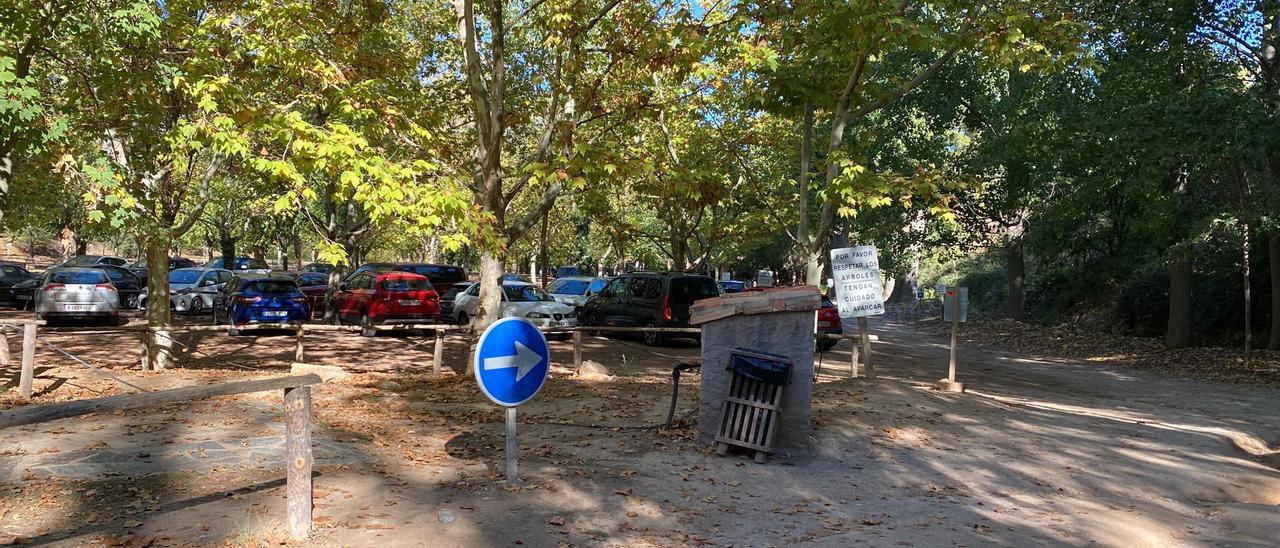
392 264 469 294
580 271 720 346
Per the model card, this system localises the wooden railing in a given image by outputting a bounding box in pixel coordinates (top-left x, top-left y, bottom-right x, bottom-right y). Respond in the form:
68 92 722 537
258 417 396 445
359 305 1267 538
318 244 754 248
0 373 323 540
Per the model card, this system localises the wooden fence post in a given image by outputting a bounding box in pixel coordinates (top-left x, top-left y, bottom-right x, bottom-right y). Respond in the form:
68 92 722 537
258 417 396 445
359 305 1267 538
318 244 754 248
0 330 10 368
572 329 583 371
139 332 150 371
19 323 36 399
849 337 859 378
857 317 874 380
294 326 305 362
284 385 313 540
432 329 445 378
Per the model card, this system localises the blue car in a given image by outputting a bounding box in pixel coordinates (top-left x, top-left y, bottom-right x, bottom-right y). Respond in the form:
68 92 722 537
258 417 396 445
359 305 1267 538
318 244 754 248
211 276 311 335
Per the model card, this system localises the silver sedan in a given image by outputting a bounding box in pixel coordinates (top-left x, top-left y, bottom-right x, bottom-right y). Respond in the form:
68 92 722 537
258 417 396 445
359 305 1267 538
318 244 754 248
34 267 120 325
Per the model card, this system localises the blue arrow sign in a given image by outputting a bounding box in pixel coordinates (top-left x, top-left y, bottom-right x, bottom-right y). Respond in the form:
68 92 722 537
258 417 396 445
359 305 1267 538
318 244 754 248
474 317 551 407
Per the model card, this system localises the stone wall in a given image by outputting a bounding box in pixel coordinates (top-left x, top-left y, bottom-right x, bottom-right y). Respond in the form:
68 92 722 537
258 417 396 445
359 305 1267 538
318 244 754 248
698 310 814 455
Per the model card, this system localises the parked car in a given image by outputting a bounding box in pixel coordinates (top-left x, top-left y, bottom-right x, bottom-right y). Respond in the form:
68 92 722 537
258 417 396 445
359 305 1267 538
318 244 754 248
0 263 36 307
300 262 334 274
333 271 440 335
63 255 129 267
342 262 398 283
126 257 198 283
87 264 145 309
211 276 311 335
33 267 120 325
580 271 720 346
9 276 41 310
203 256 272 274
292 272 330 319
439 281 474 323
554 266 580 278
451 281 577 330
718 280 746 293
391 263 468 294
139 267 234 314
816 295 842 351
546 276 610 309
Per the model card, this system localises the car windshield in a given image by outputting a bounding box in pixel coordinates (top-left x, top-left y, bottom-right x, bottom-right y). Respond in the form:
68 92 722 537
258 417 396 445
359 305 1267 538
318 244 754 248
503 285 553 302
821 297 834 308
128 260 147 269
297 274 327 286
242 280 300 295
50 270 108 284
236 258 268 270
670 277 719 303
548 279 589 295
169 270 201 284
64 256 99 266
383 277 432 291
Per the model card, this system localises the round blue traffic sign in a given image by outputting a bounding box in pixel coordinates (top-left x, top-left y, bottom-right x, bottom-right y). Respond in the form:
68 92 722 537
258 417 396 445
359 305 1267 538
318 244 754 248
474 317 551 407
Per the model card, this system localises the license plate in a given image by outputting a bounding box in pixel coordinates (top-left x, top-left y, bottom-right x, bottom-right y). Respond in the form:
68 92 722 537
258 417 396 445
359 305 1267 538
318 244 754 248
263 310 287 317
817 321 832 327
398 300 420 306
16 295 30 301
63 304 94 312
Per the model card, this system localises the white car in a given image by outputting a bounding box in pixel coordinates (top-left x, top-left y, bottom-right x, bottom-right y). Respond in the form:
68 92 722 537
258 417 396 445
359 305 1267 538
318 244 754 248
139 267 234 314
546 276 610 309
452 282 578 329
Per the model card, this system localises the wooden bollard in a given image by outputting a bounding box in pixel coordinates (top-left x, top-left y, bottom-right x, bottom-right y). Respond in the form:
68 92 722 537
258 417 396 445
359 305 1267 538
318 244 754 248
0 330 10 367
432 329 445 378
858 317 874 380
572 329 583 371
19 323 36 399
284 385 313 540
294 326 305 362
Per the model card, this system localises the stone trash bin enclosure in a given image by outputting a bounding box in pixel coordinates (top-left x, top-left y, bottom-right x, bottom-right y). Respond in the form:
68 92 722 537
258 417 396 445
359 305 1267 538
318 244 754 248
689 286 821 458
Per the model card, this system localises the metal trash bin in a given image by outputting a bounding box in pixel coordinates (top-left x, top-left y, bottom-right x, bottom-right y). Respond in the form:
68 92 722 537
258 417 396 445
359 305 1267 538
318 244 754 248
714 348 794 463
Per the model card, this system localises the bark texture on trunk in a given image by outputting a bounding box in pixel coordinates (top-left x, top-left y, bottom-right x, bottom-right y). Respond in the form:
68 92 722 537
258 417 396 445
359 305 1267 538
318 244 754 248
1269 234 1280 349
1166 246 1193 348
1006 234 1026 321
145 237 173 370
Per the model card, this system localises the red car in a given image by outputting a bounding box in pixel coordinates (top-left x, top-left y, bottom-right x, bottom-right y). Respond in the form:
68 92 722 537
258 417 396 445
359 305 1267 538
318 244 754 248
333 271 440 335
816 296 842 350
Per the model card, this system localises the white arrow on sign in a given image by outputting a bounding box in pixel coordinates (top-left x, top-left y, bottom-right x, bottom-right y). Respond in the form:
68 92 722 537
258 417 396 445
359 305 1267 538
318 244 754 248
482 341 542 382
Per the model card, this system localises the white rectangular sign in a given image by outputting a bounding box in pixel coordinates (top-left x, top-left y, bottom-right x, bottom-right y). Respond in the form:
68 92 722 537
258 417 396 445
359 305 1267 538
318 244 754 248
756 270 774 287
830 245 885 318
942 286 968 323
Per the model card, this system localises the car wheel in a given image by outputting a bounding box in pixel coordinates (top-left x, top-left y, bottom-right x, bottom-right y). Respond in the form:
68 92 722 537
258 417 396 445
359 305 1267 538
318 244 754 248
360 311 375 337
643 321 664 347
188 298 203 316
816 339 837 352
227 323 240 336
457 312 469 328
584 313 601 336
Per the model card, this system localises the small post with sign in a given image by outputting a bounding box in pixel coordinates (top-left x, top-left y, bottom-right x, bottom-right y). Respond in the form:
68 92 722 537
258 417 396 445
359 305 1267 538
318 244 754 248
829 245 885 379
474 317 551 486
936 287 967 393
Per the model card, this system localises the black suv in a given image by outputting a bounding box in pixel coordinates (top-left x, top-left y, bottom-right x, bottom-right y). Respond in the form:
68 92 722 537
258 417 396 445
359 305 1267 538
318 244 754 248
580 271 720 346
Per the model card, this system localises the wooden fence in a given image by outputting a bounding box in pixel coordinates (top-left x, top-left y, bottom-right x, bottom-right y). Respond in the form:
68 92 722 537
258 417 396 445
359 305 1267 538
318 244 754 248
0 373 323 540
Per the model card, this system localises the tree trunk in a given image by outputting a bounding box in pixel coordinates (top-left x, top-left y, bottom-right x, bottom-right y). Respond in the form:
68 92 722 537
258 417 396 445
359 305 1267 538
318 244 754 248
804 249 823 286
1243 221 1252 354
219 227 236 271
474 251 504 331
539 211 549 286
145 237 173 370
1006 232 1026 321
1166 245 1193 348
1270 234 1280 350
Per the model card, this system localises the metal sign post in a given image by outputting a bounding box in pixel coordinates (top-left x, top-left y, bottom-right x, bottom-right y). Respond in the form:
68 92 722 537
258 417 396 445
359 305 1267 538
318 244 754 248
937 287 967 393
474 317 551 486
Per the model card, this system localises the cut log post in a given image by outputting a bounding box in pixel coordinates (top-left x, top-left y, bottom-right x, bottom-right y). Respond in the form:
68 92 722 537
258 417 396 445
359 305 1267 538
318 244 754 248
0 330 9 367
432 329 445 378
140 332 150 371
19 323 36 399
284 385 313 541
572 329 583 371
850 340 859 378
294 326 305 362
858 317 875 380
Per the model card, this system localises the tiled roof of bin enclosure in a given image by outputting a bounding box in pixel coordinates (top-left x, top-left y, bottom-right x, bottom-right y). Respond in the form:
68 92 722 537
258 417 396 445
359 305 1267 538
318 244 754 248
689 286 822 325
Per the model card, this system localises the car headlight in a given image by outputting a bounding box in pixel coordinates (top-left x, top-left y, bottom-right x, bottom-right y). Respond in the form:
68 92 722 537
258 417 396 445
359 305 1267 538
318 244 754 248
526 312 549 319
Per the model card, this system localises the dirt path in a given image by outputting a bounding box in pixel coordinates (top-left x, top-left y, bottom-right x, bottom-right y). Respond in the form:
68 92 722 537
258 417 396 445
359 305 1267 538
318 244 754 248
1 314 1278 546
